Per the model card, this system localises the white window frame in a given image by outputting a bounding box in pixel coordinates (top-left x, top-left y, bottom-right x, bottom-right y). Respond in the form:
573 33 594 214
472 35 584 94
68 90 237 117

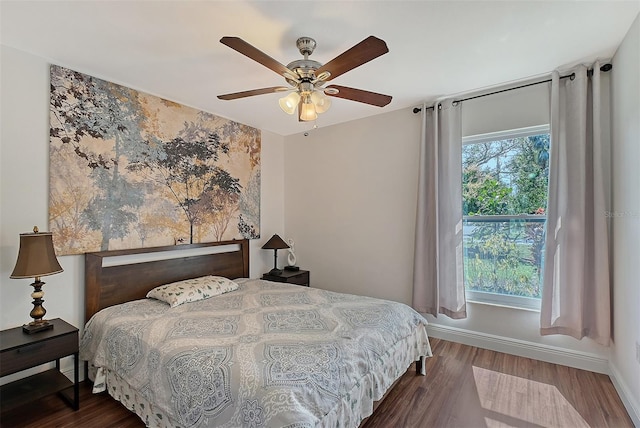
462 125 550 311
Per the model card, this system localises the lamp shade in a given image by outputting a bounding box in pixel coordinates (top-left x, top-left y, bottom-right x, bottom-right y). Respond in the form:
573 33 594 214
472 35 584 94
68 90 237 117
10 231 63 279
279 92 300 115
261 234 290 250
311 90 332 114
299 98 318 121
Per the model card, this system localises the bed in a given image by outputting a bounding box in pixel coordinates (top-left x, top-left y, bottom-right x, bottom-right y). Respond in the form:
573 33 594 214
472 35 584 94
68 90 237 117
80 239 432 427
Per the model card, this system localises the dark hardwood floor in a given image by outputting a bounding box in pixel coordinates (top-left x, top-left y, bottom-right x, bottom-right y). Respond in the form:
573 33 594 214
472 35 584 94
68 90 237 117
1 338 633 427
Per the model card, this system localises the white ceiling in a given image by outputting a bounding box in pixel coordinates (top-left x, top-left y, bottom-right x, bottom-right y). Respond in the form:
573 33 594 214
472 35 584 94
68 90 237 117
1 1 638 136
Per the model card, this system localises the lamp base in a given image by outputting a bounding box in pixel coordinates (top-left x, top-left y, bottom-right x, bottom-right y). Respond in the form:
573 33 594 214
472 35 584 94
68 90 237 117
23 320 53 334
268 268 283 276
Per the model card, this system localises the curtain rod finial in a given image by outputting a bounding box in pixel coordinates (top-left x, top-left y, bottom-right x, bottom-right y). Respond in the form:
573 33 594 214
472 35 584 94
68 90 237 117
413 107 422 114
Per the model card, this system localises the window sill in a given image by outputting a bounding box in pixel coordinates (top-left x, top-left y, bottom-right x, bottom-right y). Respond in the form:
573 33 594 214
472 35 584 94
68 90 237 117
466 298 540 313
466 290 541 312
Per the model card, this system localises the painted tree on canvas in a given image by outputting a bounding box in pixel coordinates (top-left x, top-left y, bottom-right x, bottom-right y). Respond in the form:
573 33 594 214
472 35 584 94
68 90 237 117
50 66 145 251
219 120 261 168
48 145 97 254
238 171 260 239
128 118 242 244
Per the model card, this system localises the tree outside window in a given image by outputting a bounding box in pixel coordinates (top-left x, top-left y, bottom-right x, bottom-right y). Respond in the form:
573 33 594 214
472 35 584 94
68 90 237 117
462 128 549 305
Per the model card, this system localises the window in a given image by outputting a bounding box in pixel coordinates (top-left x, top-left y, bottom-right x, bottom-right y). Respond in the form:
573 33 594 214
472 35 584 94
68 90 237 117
462 125 549 310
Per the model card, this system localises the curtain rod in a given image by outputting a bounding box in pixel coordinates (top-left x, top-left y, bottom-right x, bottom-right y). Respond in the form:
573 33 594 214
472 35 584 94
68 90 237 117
412 63 612 114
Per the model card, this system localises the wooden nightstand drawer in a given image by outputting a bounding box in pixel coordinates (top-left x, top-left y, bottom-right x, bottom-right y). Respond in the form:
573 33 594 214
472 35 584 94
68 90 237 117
1 331 78 376
262 269 310 287
285 271 309 286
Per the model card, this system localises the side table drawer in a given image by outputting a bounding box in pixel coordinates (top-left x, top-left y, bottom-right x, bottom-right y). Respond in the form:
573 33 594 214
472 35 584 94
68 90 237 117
1 332 78 376
287 271 309 286
262 270 310 287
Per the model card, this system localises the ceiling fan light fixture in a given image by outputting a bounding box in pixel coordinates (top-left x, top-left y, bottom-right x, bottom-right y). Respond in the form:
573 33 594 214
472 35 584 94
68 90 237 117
311 90 331 114
279 92 300 115
300 97 318 121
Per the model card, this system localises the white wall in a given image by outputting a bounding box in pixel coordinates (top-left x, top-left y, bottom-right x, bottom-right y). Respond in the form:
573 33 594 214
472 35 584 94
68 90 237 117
0 44 284 336
462 81 550 136
610 13 640 423
284 109 421 304
284 81 609 369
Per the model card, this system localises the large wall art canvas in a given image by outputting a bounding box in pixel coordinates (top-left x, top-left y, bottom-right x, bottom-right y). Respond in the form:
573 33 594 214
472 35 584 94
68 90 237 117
49 65 260 255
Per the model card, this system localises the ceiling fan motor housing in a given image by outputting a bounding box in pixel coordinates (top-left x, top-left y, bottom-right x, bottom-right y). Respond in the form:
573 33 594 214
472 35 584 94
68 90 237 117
296 37 317 56
285 59 322 84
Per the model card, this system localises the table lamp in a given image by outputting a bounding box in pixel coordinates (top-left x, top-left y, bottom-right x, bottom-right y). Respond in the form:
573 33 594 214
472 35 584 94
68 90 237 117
262 234 290 276
10 226 63 334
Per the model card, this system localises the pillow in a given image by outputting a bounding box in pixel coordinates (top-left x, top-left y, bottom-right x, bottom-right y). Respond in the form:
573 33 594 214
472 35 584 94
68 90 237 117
146 275 238 307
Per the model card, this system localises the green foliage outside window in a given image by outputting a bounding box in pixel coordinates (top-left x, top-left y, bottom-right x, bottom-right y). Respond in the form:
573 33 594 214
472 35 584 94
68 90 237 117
463 134 549 299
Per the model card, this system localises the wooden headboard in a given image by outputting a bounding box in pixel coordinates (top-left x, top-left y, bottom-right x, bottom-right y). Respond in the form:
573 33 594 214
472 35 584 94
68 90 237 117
84 239 249 322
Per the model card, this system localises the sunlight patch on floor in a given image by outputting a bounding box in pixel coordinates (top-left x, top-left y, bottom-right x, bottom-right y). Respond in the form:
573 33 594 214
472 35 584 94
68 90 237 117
472 366 590 427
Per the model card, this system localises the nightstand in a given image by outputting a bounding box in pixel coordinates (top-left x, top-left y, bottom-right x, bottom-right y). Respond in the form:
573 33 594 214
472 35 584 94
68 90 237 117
262 269 310 287
0 318 79 413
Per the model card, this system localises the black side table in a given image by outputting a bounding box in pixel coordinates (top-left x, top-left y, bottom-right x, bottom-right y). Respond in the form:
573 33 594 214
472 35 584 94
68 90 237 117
0 318 79 413
262 269 310 287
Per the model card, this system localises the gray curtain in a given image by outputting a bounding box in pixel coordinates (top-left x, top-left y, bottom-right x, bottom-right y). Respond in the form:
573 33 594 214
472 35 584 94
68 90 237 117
413 99 466 319
541 63 611 345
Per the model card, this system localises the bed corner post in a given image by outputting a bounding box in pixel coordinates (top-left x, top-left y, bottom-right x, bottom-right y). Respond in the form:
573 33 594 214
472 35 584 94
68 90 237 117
85 252 103 323
416 355 426 376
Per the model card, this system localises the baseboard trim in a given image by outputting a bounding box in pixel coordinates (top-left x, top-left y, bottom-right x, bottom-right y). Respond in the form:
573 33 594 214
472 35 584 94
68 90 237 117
426 324 609 374
608 361 640 427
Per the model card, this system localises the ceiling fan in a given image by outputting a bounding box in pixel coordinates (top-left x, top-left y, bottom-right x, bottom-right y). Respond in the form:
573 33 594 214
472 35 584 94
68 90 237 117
217 36 392 122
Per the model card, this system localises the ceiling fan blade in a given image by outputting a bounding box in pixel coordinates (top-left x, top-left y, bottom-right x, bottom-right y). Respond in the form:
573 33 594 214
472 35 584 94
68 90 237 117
326 85 392 107
218 86 289 100
316 36 389 81
220 36 292 77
